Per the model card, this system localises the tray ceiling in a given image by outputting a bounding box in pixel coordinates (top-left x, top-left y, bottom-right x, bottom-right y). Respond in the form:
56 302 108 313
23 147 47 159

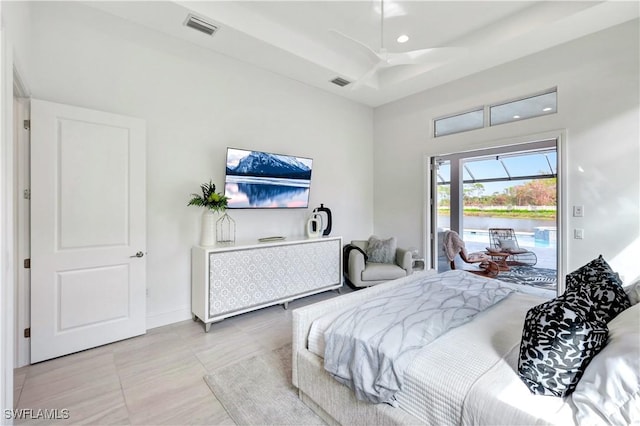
85 1 639 107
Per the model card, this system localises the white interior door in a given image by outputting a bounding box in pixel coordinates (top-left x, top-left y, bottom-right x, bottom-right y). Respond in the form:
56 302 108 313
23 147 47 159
30 99 146 363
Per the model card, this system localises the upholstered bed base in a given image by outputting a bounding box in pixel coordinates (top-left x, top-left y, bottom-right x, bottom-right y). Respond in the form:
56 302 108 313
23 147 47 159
296 349 423 425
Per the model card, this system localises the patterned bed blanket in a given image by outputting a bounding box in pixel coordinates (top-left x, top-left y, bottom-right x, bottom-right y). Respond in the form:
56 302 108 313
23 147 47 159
323 270 514 404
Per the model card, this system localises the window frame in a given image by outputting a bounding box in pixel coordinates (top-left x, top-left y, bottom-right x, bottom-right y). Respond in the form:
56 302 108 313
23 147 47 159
433 106 485 138
489 89 558 127
432 87 557 138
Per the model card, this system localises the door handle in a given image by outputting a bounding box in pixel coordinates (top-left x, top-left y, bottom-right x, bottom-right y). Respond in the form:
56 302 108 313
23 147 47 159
130 251 144 258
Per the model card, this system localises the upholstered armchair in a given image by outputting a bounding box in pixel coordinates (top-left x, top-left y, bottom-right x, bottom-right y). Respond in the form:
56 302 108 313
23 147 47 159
344 236 413 288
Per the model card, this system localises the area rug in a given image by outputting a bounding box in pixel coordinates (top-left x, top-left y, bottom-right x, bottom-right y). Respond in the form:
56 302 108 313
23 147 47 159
204 344 326 425
496 265 557 290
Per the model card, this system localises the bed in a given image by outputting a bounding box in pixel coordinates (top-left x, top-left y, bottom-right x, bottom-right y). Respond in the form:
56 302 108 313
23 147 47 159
292 269 639 425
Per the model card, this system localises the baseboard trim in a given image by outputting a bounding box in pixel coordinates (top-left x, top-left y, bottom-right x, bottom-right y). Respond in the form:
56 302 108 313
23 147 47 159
146 306 191 330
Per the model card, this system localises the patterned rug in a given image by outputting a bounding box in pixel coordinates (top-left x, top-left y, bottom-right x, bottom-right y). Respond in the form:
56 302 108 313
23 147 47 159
496 266 557 291
204 344 326 425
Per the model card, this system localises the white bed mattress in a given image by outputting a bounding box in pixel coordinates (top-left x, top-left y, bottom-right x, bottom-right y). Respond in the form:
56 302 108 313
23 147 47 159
308 304 349 358
308 289 575 425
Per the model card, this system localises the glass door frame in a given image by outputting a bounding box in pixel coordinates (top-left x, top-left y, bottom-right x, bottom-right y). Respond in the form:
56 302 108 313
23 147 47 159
425 135 567 294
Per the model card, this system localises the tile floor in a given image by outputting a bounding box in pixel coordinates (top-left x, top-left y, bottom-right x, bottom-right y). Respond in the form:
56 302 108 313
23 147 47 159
13 289 345 425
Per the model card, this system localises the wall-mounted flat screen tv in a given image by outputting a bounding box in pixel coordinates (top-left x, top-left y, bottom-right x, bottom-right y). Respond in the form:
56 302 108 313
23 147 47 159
224 148 313 209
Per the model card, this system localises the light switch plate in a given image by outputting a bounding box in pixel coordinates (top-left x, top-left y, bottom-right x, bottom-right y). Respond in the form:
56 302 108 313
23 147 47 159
574 229 584 239
573 205 584 217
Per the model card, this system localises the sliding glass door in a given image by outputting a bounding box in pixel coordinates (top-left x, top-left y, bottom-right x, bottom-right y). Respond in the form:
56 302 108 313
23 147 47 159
430 139 559 293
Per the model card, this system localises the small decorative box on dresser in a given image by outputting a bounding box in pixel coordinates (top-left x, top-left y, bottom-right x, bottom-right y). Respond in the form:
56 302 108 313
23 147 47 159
191 236 342 331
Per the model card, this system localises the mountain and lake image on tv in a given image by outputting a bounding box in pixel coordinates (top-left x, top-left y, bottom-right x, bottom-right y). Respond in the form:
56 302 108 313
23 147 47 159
224 148 313 208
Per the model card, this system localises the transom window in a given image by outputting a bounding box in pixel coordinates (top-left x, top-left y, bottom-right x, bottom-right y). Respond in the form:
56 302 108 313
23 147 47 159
490 91 557 126
433 88 557 138
434 109 483 137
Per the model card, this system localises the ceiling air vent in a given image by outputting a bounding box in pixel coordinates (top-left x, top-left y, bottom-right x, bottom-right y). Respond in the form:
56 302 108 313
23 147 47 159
330 77 351 87
184 14 218 36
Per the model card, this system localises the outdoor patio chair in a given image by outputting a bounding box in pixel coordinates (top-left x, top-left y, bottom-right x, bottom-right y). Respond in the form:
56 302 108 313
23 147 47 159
443 230 499 278
488 228 538 266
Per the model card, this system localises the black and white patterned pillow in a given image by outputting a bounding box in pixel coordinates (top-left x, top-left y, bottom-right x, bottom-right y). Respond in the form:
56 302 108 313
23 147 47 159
557 284 593 318
565 255 630 323
566 255 622 287
518 297 608 397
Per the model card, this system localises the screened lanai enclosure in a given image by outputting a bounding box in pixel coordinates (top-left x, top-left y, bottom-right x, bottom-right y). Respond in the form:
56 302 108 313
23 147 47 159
431 139 558 297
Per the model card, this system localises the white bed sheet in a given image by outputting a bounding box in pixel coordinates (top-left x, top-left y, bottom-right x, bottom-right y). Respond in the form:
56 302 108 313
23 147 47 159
307 288 577 425
308 305 348 358
462 345 576 425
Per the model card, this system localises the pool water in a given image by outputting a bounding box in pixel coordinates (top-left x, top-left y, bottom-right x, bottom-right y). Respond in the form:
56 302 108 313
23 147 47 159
463 230 556 249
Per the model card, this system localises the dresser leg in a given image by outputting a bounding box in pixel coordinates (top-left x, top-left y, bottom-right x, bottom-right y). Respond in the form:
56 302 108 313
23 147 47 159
205 322 212 332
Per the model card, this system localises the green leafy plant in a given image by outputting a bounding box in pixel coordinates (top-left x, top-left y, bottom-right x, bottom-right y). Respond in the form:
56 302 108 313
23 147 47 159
188 180 229 213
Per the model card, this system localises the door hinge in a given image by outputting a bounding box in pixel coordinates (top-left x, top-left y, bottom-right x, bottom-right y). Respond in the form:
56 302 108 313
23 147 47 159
24 258 30 269
23 189 31 200
24 328 30 338
23 120 30 130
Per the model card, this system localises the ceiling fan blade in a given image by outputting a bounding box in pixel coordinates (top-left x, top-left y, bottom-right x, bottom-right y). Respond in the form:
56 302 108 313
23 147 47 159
328 28 382 63
386 47 468 66
350 61 384 90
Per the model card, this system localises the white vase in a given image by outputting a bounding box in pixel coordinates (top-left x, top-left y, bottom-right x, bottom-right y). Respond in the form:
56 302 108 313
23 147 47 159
306 213 323 238
200 210 217 246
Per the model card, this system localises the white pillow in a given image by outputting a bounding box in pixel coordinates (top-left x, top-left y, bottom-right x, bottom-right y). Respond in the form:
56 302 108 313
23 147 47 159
572 303 640 425
623 278 640 305
498 239 518 251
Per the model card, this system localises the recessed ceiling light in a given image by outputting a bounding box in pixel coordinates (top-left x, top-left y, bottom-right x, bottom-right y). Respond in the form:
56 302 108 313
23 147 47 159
397 35 409 43
543 107 552 112
513 115 521 119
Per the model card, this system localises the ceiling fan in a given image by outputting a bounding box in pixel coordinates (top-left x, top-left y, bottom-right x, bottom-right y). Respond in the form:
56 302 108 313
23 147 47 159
330 0 465 89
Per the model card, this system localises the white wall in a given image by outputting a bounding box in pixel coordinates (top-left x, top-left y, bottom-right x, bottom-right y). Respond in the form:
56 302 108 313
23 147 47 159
373 20 640 282
0 1 31 87
22 2 374 327
0 27 14 420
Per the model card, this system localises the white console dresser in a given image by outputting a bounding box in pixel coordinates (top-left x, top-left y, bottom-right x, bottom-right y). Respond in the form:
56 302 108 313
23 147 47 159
191 236 342 331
